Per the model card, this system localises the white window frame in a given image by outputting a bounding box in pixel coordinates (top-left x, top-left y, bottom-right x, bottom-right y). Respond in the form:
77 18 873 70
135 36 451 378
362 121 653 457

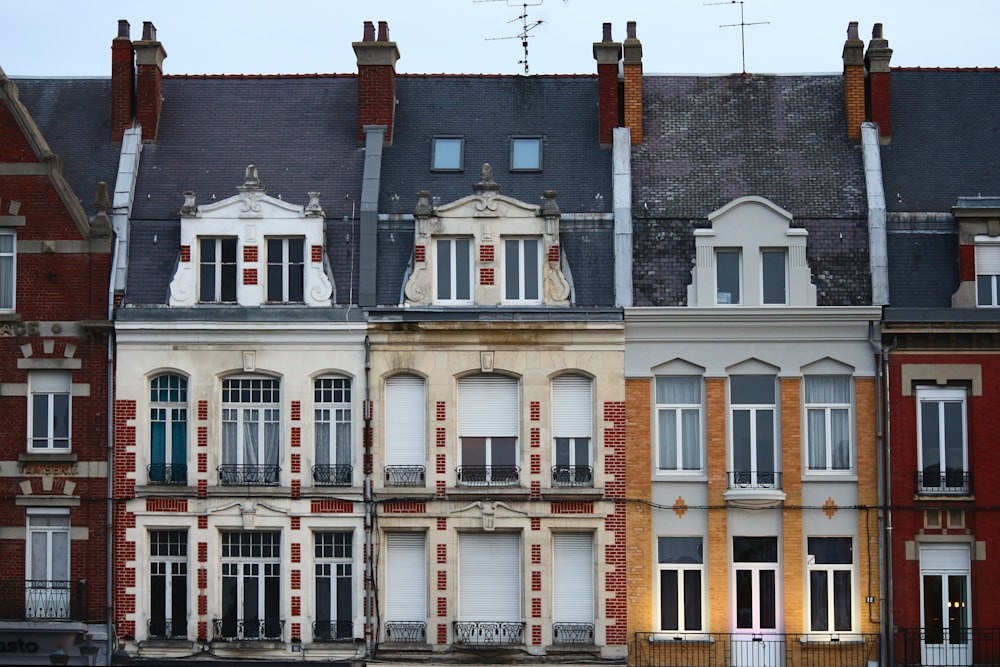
804 376 853 473
265 237 305 303
198 237 238 303
729 376 778 488
715 249 742 305
314 531 353 640
149 530 188 639
431 136 464 171
0 231 14 311
220 531 282 640
221 377 281 484
26 509 71 619
434 237 473 304
384 533 427 628
806 536 855 635
552 374 593 485
656 536 705 635
384 375 427 486
655 377 704 474
458 375 520 486
314 376 352 484
503 237 542 304
761 248 788 305
916 387 969 493
149 374 188 484
975 241 1000 307
510 136 542 171
28 371 71 452
552 533 595 629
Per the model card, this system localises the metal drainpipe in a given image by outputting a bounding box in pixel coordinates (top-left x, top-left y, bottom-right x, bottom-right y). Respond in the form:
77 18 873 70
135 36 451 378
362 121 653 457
106 225 121 665
363 336 373 659
870 322 896 667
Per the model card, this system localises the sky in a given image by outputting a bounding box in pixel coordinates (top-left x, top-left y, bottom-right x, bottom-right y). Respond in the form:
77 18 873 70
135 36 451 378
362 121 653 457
3 0 999 78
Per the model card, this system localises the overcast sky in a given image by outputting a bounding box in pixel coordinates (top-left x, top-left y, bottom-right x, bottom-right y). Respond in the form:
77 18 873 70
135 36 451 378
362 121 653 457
3 0 999 77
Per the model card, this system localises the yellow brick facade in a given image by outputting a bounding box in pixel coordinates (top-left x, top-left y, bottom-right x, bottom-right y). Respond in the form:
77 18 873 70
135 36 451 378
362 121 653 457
625 378 653 640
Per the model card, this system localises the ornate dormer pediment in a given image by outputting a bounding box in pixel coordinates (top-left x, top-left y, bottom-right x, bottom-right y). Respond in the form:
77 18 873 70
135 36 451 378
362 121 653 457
404 164 570 307
168 166 333 307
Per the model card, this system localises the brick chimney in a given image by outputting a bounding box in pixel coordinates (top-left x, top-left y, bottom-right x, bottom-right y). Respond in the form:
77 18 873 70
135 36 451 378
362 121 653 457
110 20 134 142
865 23 893 141
133 21 167 142
842 21 865 142
353 20 400 145
593 23 622 147
622 21 642 145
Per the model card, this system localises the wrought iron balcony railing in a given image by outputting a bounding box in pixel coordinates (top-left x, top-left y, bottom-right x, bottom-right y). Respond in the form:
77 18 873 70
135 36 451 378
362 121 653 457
217 464 280 486
147 463 188 485
312 464 353 487
551 465 594 487
0 579 83 621
384 621 426 643
148 618 186 639
630 632 880 667
456 466 520 487
553 622 594 645
213 617 284 641
896 627 1000 667
916 470 972 495
454 621 524 646
385 465 426 487
312 620 353 641
727 470 782 490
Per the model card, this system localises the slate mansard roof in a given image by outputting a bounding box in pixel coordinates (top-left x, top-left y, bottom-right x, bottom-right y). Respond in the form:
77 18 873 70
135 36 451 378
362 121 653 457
630 74 870 307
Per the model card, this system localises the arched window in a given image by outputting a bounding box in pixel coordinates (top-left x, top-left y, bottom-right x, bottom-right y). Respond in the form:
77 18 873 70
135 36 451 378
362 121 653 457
149 374 188 484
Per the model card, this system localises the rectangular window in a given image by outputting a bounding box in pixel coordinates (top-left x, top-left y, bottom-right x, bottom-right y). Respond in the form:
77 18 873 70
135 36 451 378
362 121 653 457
432 136 464 171
149 374 188 484
458 375 519 486
219 531 282 640
26 511 70 619
807 537 853 633
917 387 969 494
504 238 541 303
658 537 704 633
314 532 353 640
384 375 427 486
761 249 787 305
314 377 352 486
0 231 14 310
510 136 542 171
220 378 280 485
435 238 472 303
733 536 779 632
716 250 741 305
266 238 304 302
552 533 594 643
805 376 851 472
29 372 71 451
552 375 593 486
199 238 238 303
457 533 521 643
656 377 703 473
730 376 778 489
385 533 427 643
149 530 188 639
975 243 1000 307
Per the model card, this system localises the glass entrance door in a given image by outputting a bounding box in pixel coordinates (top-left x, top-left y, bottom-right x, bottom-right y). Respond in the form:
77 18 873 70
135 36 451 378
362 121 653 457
921 545 971 666
732 537 782 667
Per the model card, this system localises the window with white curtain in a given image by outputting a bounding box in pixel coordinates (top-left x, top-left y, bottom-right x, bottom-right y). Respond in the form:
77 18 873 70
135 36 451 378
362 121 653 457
314 377 352 486
28 371 71 451
805 376 852 472
917 387 969 493
0 231 14 310
26 509 70 619
657 536 704 633
807 537 853 634
221 377 280 485
656 377 703 473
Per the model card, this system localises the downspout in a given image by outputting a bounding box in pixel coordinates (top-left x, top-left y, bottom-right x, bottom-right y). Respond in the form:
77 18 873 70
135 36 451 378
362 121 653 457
612 127 633 307
358 125 386 308
862 122 888 307
363 337 374 659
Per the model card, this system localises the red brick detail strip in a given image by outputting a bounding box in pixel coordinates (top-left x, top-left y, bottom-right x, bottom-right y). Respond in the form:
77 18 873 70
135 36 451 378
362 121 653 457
311 499 354 513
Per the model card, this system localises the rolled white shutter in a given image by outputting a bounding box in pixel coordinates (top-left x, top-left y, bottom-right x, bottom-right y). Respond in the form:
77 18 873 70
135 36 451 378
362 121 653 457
552 375 592 438
552 533 594 622
459 533 520 620
385 533 426 622
385 375 426 466
976 243 1000 274
458 375 519 437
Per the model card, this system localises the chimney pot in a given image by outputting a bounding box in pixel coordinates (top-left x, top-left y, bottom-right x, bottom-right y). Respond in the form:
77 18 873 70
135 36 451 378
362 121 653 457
602 22 612 42
363 21 375 42
142 21 156 41
117 19 130 39
626 21 637 39
873 23 883 38
847 21 859 40
378 21 389 42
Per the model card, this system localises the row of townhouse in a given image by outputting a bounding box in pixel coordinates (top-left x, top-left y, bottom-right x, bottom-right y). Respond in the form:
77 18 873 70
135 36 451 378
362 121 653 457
1 15 999 667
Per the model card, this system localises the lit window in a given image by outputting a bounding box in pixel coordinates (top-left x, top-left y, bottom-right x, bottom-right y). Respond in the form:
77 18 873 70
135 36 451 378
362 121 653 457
432 137 464 171
220 377 280 485
149 374 188 484
29 371 71 451
730 376 778 489
656 377 703 472
314 531 353 640
504 238 541 303
219 531 282 640
314 377 352 486
761 249 787 305
511 137 542 171
149 530 188 639
805 376 851 472
435 238 472 303
807 537 853 634
266 238 304 303
658 537 703 633
199 238 237 303
916 387 969 494
0 231 14 310
716 250 741 305
976 243 1000 306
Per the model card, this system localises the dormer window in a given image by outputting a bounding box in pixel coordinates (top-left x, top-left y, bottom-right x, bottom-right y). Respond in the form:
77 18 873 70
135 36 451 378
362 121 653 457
716 250 741 305
266 238 305 303
510 137 542 171
975 242 1000 307
503 237 541 303
761 249 788 305
432 136 464 171
435 238 473 303
199 238 237 303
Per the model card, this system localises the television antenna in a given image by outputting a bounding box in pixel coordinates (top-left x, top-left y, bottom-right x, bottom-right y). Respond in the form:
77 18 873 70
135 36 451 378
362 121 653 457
706 0 769 74
478 0 545 73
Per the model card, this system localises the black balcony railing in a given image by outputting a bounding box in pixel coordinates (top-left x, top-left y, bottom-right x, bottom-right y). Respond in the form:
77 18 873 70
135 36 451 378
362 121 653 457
456 466 520 487
385 466 426 487
384 621 426 643
147 464 188 485
213 617 284 641
454 621 524 646
553 622 595 645
313 620 353 641
896 627 1000 667
630 632 879 667
0 579 83 621
551 465 594 487
217 464 280 486
148 618 186 639
728 470 782 490
312 464 353 486
916 470 972 495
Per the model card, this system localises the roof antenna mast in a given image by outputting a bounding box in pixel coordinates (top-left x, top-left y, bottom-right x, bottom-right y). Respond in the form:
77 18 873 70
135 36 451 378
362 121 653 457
706 0 769 74
479 0 545 73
